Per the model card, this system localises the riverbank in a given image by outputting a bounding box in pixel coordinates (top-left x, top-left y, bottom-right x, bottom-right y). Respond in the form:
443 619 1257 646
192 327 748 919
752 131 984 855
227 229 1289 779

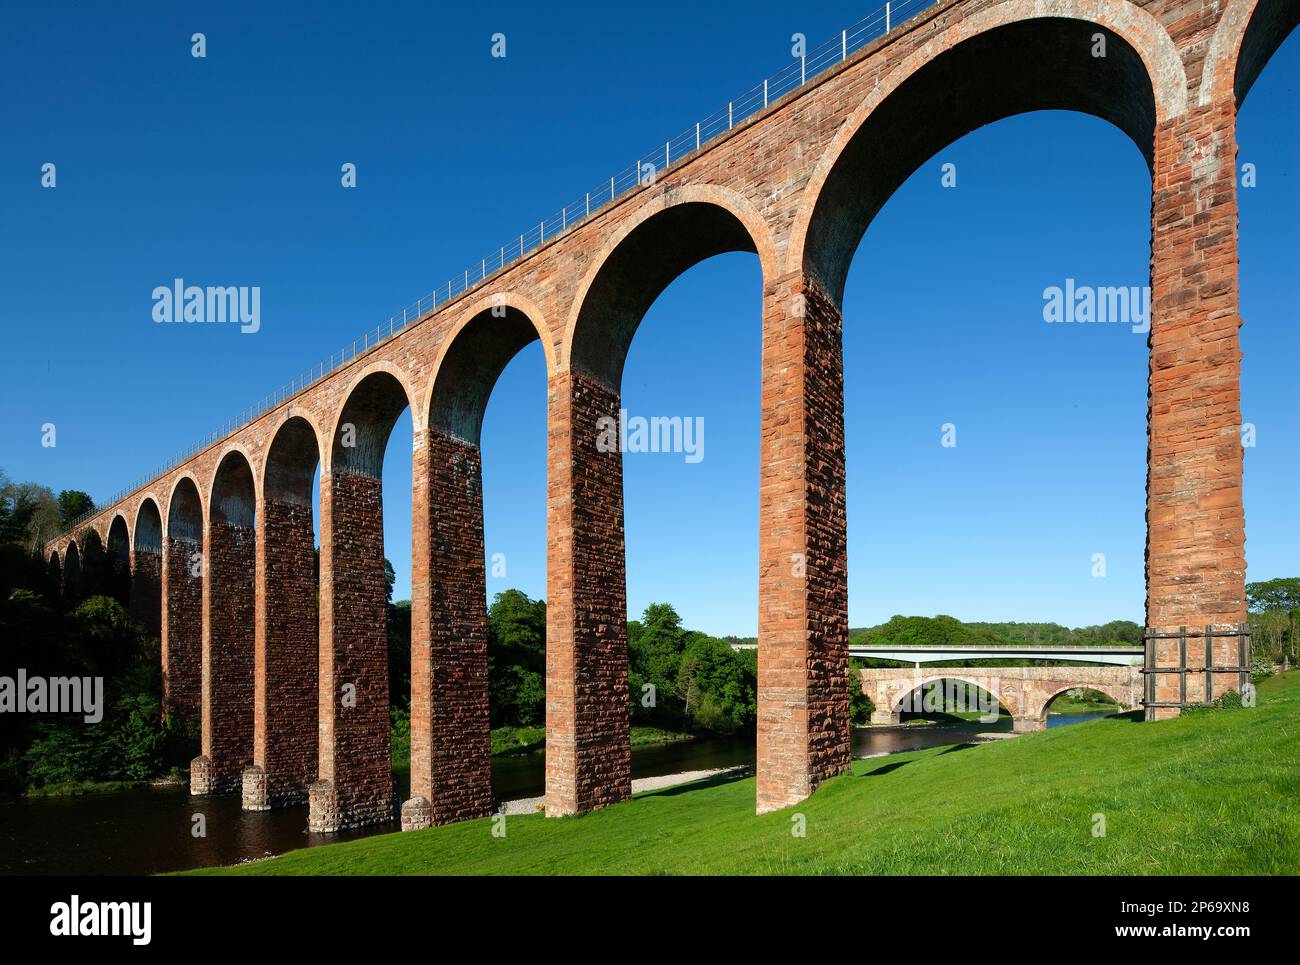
499 765 751 815
490 725 694 757
185 672 1300 876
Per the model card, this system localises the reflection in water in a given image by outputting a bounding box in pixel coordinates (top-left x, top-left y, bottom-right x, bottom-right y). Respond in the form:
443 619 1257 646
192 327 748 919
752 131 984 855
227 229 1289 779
0 711 1112 875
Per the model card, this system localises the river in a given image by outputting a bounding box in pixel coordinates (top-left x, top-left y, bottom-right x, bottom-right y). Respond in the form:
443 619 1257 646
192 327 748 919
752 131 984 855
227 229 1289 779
0 711 1110 875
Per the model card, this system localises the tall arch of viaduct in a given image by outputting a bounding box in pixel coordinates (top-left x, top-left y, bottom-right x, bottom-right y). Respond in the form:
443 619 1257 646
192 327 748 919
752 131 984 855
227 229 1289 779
40 0 1295 829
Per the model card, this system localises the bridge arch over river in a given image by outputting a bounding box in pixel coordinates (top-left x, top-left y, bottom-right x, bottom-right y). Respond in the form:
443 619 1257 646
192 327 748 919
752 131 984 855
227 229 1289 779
858 665 1144 732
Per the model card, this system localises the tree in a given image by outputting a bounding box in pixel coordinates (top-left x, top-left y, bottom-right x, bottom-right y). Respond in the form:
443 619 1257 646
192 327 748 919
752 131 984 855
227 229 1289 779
1247 578 1300 613
383 558 396 603
0 472 58 550
57 490 94 529
848 658 873 725
486 589 546 727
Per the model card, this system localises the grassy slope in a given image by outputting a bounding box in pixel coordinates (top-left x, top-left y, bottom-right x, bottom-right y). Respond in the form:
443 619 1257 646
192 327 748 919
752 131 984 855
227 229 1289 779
190 673 1300 876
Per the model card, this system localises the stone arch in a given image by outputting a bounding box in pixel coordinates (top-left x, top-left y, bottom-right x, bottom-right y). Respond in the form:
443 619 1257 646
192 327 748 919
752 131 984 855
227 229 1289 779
263 412 323 506
1036 684 1130 722
252 412 322 810
131 497 164 637
209 446 258 529
890 674 1017 719
402 294 554 826
46 549 61 598
79 528 107 598
198 448 257 795
1200 0 1300 107
63 540 82 600
563 184 779 388
166 475 204 543
425 291 555 444
133 497 163 554
329 362 418 478
313 360 415 831
106 514 132 606
163 475 203 725
107 513 130 560
793 0 1180 302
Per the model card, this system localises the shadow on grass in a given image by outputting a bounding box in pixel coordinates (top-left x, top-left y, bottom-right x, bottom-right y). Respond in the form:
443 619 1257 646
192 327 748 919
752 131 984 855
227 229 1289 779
860 760 910 777
636 767 753 800
1105 710 1144 725
938 742 978 755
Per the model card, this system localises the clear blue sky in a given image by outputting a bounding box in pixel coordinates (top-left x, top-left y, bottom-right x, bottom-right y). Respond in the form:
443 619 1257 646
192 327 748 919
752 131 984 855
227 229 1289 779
2 2 1296 637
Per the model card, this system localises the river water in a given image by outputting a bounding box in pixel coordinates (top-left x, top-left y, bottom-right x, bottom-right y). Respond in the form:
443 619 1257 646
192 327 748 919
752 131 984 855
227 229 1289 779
0 712 1107 875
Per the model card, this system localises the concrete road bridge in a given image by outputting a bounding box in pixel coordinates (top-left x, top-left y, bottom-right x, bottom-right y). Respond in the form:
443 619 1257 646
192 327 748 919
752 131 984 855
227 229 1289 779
847 644 1146 666
40 0 1289 831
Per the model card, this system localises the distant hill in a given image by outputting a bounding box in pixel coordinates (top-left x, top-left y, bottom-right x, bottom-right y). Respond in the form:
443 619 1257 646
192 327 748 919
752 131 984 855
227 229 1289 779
850 615 1142 648
724 616 1142 649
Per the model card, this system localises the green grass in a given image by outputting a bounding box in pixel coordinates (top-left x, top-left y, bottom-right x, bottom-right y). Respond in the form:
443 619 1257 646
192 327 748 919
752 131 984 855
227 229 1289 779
187 672 1300 876
492 725 692 757
24 779 143 798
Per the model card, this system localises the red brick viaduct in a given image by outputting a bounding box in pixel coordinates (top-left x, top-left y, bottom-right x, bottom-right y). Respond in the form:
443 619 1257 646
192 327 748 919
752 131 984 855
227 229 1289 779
41 0 1295 832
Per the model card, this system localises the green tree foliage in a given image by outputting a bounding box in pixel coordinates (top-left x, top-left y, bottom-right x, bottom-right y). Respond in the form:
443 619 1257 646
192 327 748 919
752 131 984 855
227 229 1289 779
1247 578 1300 613
387 599 411 712
1 590 193 792
628 603 757 733
852 614 1143 649
1246 578 1300 666
848 658 874 725
0 472 195 792
487 589 546 727
57 490 94 530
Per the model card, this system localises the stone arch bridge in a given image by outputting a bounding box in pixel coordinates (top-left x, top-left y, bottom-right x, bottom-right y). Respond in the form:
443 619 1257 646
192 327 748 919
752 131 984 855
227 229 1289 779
41 0 1292 831
859 665 1145 732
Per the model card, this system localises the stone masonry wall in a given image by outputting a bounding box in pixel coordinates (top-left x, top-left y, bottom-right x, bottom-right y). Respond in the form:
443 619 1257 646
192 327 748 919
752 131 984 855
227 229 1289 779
256 499 318 804
545 370 631 815
409 431 493 825
315 471 395 829
201 520 255 792
756 273 851 813
130 549 162 639
1146 97 1246 715
163 536 201 724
